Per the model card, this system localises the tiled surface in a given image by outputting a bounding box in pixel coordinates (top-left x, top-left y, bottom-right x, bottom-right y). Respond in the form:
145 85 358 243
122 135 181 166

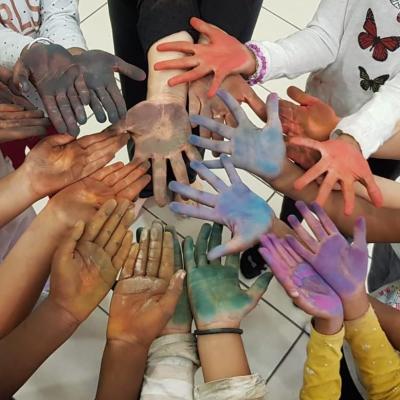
17 2 320 399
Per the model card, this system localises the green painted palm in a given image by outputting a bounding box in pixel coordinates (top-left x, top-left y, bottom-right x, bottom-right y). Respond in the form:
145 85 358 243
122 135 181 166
184 223 273 330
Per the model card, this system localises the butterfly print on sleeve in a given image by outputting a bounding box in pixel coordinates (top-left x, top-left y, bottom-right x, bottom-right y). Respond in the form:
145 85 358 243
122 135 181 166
358 66 390 92
358 8 400 61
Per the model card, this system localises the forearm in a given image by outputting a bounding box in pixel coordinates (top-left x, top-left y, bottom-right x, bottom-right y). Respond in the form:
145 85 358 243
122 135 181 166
197 334 250 382
146 31 193 104
370 121 400 160
0 164 39 228
0 203 69 337
0 298 79 398
0 27 33 68
96 340 148 400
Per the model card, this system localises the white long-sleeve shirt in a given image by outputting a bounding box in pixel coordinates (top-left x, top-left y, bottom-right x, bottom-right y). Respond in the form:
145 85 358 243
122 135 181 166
0 0 87 69
252 0 400 157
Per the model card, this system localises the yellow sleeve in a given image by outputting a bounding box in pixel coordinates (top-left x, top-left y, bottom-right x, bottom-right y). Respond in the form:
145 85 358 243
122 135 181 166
300 325 344 400
345 305 400 400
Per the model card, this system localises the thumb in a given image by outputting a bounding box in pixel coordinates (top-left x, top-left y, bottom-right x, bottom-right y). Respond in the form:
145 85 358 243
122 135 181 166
159 270 186 316
247 271 273 304
46 133 75 146
246 92 268 122
13 59 30 94
287 86 318 106
265 93 282 129
352 216 367 249
55 220 85 261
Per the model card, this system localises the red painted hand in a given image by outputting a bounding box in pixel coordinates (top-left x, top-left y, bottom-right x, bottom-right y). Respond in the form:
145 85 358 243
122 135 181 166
290 137 383 215
154 17 255 97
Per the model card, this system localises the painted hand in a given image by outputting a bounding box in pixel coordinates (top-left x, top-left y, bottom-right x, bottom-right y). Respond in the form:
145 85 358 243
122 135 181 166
284 201 368 300
259 233 343 320
13 43 89 136
73 50 145 124
290 137 383 215
184 223 272 329
23 131 128 197
280 87 340 141
50 160 151 227
154 17 255 97
49 199 136 322
190 90 285 179
169 155 274 260
0 66 50 142
120 99 201 206
107 221 186 347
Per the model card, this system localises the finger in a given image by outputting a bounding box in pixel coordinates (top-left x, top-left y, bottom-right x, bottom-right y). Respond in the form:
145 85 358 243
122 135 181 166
170 202 222 224
90 90 107 123
265 93 281 129
211 116 225 157
225 253 240 268
293 159 328 191
183 236 196 273
165 226 183 270
202 159 223 169
134 228 149 276
220 154 241 185
352 216 367 250
115 57 146 81
158 270 186 319
91 162 124 181
111 230 133 271
146 221 164 276
208 223 223 263
95 200 130 247
295 201 329 241
189 160 228 192
189 115 232 139
42 95 67 133
155 56 199 71
287 214 318 252
184 145 202 162
246 92 268 122
208 73 226 98
341 179 355 216
106 83 127 119
247 271 274 303
195 223 212 265
207 236 245 261
170 152 190 185
189 93 201 128
168 181 217 207
116 174 151 200
189 133 232 155
12 60 30 93
159 231 175 280
105 207 136 257
309 202 339 235
67 86 87 125
153 157 169 207
314 171 338 206
0 118 50 128
364 174 384 208
0 109 44 120
0 104 25 112
289 136 323 153
77 130 110 148
96 87 119 124
269 235 298 267
111 161 151 193
56 92 79 136
216 89 248 124
74 72 90 106
156 41 195 54
285 235 314 263
81 199 118 241
168 65 210 87
120 243 139 279
287 86 318 106
0 126 47 141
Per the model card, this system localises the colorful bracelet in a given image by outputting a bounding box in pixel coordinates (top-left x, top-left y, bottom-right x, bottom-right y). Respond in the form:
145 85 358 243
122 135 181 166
245 41 268 86
194 328 243 336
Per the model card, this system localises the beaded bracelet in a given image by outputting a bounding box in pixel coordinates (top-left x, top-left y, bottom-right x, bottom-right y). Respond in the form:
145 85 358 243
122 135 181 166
245 41 268 86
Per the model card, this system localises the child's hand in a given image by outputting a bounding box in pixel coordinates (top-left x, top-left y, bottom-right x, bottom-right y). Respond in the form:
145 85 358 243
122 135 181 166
107 221 186 347
154 17 256 97
184 223 273 330
22 131 128 198
73 50 145 124
119 98 201 206
280 87 340 141
285 201 369 320
290 137 383 215
169 155 274 260
49 199 135 322
189 90 285 179
49 160 151 228
259 234 343 323
13 43 89 136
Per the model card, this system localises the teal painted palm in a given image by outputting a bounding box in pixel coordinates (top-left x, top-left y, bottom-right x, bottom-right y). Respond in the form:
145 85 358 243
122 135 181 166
189 89 285 179
184 223 273 330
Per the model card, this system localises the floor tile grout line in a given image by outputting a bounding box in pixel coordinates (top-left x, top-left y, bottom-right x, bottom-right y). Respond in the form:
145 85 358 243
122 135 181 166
265 330 305 384
261 5 301 31
80 2 108 24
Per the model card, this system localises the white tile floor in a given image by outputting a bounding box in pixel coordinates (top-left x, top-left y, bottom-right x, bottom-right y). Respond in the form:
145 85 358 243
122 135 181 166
16 1 324 399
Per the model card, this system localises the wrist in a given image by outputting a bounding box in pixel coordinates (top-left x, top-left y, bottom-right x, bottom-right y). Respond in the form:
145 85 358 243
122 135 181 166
45 195 78 229
313 316 343 335
41 297 81 331
106 338 150 356
342 291 370 321
17 162 45 201
334 132 362 152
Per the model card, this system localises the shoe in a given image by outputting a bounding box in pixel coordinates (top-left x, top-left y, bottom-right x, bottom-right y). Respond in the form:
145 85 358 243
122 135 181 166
240 244 268 279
